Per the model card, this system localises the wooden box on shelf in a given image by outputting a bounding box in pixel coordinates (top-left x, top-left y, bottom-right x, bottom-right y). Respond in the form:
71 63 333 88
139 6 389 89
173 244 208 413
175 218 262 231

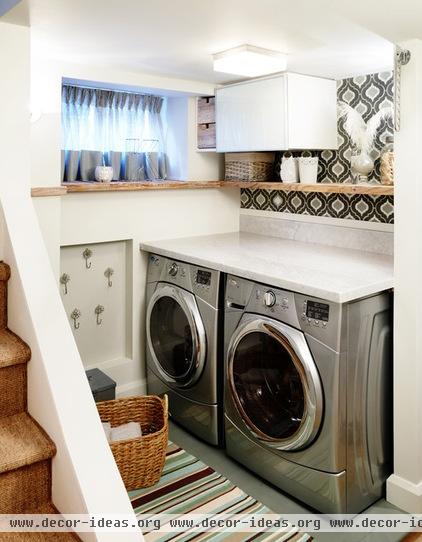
198 123 216 149
197 96 216 150
197 97 215 124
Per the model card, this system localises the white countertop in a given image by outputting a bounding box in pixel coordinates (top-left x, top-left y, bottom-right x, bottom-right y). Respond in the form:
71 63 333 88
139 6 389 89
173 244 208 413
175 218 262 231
140 232 393 303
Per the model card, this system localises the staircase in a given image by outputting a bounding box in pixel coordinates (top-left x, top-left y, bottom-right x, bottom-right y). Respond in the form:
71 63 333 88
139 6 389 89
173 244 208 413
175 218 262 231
0 263 80 541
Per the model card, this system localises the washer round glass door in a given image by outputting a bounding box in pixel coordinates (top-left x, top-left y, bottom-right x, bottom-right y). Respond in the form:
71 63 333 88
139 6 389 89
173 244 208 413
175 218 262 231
228 315 323 451
147 284 206 387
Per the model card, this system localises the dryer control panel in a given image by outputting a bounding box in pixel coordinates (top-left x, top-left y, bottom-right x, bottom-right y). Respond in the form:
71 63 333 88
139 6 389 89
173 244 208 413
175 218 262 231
146 253 220 308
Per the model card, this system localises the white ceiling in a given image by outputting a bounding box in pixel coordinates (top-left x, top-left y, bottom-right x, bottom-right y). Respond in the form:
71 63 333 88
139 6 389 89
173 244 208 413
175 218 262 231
5 0 404 82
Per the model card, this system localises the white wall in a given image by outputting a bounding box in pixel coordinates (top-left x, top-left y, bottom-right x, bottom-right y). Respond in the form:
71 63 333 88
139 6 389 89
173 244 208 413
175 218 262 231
0 20 141 542
187 97 224 180
31 54 237 396
0 20 30 196
387 39 422 514
60 187 239 396
165 97 189 180
164 96 224 181
30 57 223 187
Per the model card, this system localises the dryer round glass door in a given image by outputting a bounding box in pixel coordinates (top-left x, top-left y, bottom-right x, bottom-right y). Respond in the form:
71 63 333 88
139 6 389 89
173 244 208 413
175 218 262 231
227 315 323 451
147 284 207 387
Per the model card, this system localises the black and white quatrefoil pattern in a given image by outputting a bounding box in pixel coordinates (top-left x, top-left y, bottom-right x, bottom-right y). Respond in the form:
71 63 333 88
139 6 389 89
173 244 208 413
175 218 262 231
274 71 394 185
240 189 394 224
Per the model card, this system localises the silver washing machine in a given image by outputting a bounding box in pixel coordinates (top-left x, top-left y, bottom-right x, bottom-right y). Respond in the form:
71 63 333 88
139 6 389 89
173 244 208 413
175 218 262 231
224 275 392 513
146 254 223 446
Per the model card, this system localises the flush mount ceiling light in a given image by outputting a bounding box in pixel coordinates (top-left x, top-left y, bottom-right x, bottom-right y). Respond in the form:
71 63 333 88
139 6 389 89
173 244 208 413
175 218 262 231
213 44 287 77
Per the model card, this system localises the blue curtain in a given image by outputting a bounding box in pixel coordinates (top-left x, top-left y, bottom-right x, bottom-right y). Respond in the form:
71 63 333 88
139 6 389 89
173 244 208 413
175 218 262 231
61 85 167 182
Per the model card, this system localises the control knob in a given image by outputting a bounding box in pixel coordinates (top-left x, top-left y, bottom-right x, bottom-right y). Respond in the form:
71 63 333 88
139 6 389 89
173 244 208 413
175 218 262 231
168 263 179 277
263 290 276 308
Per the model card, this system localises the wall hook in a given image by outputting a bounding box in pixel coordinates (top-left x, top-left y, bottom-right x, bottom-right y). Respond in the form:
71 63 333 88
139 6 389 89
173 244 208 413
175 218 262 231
95 304 104 325
104 267 114 287
82 248 93 269
70 308 81 330
60 273 70 295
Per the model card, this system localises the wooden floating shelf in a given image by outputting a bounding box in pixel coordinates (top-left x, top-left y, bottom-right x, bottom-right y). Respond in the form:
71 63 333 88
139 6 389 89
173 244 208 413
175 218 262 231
224 181 394 196
30 186 68 198
30 180 394 197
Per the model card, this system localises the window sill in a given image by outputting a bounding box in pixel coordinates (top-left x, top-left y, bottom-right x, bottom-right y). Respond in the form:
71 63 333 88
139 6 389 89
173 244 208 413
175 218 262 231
31 180 227 197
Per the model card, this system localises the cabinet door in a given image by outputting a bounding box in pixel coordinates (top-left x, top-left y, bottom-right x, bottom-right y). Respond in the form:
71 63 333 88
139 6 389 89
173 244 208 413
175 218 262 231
216 76 287 152
287 74 338 150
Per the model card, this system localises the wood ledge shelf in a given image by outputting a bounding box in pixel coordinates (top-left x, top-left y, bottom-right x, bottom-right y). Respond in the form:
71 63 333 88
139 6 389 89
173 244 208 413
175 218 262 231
30 186 68 198
30 180 394 197
225 181 394 196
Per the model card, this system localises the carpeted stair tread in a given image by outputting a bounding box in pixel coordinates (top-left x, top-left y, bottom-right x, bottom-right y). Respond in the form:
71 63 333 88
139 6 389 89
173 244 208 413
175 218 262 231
0 413 56 474
0 330 31 368
0 364 27 418
0 263 80 540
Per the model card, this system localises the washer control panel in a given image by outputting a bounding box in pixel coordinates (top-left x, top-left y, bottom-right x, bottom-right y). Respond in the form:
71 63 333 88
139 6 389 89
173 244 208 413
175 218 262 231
295 293 341 350
226 276 300 330
195 269 212 289
263 290 277 308
300 299 330 329
168 262 179 277
226 275 342 351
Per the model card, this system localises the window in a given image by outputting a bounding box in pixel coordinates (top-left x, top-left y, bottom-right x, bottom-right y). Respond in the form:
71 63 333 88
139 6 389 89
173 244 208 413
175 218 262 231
61 84 167 182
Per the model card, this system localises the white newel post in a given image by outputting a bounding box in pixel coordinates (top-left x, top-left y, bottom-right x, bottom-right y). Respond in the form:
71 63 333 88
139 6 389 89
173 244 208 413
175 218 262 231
387 39 422 513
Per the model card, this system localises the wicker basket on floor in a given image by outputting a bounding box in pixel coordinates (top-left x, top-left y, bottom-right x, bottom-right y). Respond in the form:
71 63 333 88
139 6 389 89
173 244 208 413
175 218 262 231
97 394 168 491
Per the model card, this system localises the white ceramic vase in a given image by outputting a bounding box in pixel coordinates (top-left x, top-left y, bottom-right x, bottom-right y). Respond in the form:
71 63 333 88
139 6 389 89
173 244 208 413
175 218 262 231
298 156 319 184
350 152 374 183
95 166 114 183
280 155 298 183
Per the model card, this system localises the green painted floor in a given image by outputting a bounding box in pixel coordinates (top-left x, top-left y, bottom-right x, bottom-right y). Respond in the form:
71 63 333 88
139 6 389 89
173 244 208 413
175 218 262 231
170 421 405 542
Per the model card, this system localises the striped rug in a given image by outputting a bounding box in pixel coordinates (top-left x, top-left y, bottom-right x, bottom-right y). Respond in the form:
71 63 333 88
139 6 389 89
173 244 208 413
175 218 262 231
129 441 311 542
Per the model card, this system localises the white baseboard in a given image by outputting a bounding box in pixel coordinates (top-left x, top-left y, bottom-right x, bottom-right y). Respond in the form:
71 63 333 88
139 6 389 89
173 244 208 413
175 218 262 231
387 474 422 513
116 378 147 398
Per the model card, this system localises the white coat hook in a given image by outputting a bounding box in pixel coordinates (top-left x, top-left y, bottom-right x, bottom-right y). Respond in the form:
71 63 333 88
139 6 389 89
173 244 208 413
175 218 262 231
395 46 411 132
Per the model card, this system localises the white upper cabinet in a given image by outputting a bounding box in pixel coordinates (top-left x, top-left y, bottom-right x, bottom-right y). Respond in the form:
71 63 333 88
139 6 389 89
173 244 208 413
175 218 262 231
216 73 338 152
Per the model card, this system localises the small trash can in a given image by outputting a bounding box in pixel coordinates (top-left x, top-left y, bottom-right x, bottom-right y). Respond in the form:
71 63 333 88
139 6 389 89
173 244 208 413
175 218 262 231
86 368 116 402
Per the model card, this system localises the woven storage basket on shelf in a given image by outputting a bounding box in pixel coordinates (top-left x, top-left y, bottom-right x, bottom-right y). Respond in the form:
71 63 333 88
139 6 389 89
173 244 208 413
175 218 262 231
225 152 275 182
97 394 168 491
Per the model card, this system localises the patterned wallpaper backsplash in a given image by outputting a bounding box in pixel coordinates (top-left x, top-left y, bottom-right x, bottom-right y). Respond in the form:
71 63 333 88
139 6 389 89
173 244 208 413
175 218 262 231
241 71 394 224
240 189 394 224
